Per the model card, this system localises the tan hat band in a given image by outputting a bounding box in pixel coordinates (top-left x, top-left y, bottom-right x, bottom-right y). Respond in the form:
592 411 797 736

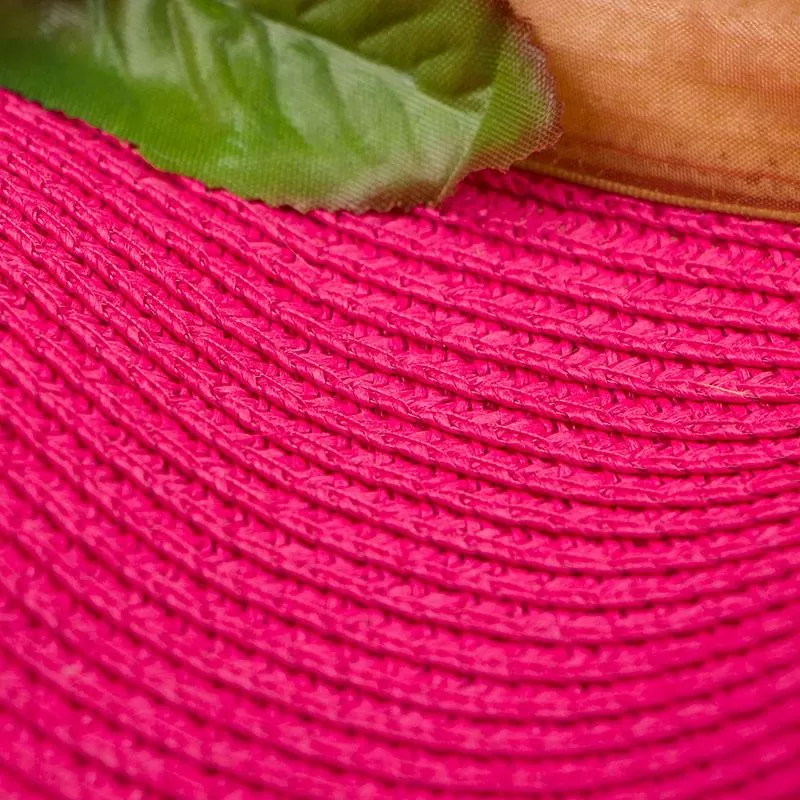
512 0 800 222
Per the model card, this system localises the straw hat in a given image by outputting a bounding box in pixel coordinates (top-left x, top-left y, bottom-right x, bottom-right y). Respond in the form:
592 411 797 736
1 4 799 797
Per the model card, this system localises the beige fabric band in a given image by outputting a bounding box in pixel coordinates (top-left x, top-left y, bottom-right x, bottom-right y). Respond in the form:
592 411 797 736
511 0 800 222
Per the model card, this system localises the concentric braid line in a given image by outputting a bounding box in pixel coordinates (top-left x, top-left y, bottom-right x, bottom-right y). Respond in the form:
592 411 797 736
4 164 800 547
11 122 800 409
3 256 800 657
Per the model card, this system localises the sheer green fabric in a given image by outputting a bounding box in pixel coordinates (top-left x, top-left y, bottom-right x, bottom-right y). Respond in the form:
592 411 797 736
0 0 558 211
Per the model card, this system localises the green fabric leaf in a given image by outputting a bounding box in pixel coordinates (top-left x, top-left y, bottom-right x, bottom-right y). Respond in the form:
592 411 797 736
0 0 558 211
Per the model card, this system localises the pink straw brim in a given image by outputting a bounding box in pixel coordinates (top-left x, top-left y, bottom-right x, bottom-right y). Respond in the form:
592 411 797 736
1 89 799 799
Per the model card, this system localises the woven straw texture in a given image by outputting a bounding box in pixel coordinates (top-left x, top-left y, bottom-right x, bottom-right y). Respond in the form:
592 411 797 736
1 88 800 799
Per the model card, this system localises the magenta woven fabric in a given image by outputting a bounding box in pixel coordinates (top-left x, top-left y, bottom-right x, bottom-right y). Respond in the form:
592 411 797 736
1 88 800 800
